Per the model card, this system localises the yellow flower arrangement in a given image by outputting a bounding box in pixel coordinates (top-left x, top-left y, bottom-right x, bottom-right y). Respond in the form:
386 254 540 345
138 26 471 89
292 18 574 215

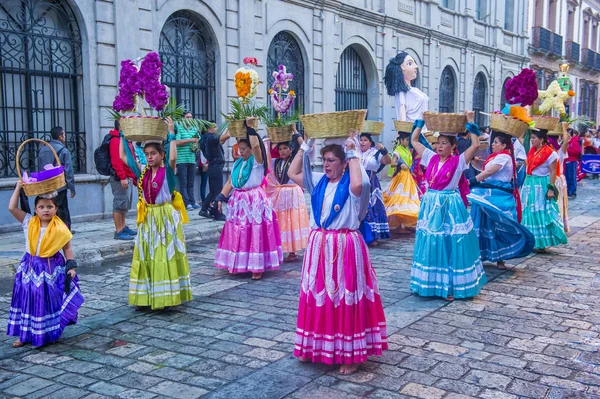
235 71 252 98
538 80 572 115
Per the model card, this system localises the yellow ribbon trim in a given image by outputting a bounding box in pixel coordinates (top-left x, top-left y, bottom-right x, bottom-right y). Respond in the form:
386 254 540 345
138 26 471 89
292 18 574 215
171 190 189 224
28 215 72 257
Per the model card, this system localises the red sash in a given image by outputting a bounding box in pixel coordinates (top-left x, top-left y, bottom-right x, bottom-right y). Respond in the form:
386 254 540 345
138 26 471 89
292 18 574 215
527 145 559 176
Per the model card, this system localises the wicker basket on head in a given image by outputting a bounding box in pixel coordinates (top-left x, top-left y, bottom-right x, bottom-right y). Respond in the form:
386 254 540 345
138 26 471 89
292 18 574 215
424 132 438 144
394 120 414 133
120 116 168 142
266 125 293 143
548 122 567 136
17 138 66 197
490 113 528 138
361 120 384 136
531 115 559 131
423 112 467 133
229 117 259 138
300 109 367 139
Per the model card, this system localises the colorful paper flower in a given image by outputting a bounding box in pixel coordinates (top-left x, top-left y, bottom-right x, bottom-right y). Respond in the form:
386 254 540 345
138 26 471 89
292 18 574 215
271 65 294 92
538 80 571 115
504 68 538 106
234 58 260 102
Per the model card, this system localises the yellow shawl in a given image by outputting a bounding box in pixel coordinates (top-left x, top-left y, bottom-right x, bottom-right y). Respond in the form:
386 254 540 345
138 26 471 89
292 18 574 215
28 215 72 257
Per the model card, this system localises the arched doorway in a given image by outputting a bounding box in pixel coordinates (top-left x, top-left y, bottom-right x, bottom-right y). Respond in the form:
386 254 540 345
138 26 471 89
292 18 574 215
439 66 456 113
0 0 85 177
335 46 368 111
473 73 488 127
159 11 217 121
266 31 305 116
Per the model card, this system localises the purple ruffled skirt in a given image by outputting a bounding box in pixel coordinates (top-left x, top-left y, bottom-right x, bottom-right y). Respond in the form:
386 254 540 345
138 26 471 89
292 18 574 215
7 252 84 346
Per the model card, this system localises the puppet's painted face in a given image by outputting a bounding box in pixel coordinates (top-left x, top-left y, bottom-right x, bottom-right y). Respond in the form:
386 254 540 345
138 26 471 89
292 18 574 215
401 56 418 82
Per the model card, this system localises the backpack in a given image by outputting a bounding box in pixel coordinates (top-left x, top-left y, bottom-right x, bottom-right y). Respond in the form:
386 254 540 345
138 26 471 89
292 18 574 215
94 134 116 177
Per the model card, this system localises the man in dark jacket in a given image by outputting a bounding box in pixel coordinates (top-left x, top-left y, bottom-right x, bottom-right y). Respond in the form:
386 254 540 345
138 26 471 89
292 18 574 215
199 123 228 220
38 126 76 229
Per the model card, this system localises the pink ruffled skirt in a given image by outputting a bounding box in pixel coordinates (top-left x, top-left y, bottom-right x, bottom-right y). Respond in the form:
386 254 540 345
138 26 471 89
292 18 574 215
294 229 388 364
214 187 283 273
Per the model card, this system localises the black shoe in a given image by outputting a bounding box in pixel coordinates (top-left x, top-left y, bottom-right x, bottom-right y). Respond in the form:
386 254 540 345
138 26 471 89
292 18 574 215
199 209 211 218
214 214 226 221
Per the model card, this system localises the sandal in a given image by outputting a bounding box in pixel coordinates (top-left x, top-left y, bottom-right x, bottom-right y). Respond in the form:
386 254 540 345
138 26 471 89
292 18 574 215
12 340 25 348
497 261 507 270
284 253 298 262
251 272 263 280
444 295 454 302
339 363 361 375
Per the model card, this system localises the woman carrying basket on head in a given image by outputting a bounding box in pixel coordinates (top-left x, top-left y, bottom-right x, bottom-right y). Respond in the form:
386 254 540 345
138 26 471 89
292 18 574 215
468 131 534 270
357 133 391 244
383 130 421 232
409 111 487 301
287 130 387 375
264 126 310 263
121 117 192 311
520 125 569 252
214 118 283 280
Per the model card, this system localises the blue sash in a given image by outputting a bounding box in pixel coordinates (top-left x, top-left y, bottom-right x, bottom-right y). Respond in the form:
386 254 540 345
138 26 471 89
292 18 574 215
311 170 351 229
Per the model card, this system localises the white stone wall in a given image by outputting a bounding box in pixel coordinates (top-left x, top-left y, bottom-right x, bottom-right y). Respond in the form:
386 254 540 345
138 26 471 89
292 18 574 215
0 0 530 227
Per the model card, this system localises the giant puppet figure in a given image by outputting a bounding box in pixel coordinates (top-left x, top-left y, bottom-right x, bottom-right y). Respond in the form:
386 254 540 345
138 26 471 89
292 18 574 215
384 52 429 123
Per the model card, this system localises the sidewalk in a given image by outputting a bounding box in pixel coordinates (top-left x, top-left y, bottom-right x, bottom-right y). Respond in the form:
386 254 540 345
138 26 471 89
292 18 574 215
0 211 225 278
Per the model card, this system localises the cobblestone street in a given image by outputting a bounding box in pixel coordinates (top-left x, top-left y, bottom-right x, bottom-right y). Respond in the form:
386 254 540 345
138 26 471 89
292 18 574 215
1 179 600 399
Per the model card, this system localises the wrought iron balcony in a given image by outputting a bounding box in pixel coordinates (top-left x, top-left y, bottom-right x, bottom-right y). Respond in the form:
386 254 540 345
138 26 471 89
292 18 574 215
596 55 600 71
532 27 552 53
552 33 563 56
582 48 596 69
565 41 580 62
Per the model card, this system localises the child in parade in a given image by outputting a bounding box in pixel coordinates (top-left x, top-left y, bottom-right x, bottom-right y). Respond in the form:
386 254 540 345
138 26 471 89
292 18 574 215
468 132 534 269
409 112 487 301
521 127 569 251
358 133 391 244
265 137 310 262
214 119 283 280
122 117 192 310
7 181 84 347
288 131 388 375
383 131 421 232
553 125 571 232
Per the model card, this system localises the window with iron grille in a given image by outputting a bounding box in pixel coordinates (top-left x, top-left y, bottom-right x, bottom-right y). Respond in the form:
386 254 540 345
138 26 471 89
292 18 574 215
159 11 216 122
473 73 488 127
0 0 85 178
500 77 510 106
335 47 367 112
266 31 304 118
439 66 456 113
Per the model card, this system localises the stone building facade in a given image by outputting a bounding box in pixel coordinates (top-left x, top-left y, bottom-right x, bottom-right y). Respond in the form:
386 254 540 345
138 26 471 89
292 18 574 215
0 0 529 227
528 0 600 122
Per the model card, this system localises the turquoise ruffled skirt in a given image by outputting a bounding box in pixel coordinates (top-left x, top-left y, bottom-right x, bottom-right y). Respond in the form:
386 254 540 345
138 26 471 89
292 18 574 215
410 189 487 299
521 175 568 249
469 181 534 262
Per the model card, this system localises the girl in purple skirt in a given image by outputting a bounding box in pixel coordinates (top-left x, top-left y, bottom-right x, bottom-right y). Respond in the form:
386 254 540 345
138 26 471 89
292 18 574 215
7 181 84 347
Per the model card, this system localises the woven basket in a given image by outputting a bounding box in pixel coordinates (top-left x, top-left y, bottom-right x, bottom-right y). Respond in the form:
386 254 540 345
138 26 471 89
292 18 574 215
531 115 559 131
423 112 467 133
300 110 367 139
394 120 414 133
424 132 438 144
17 138 66 196
362 120 384 135
548 122 567 136
490 113 528 138
229 117 259 138
266 125 293 143
120 116 168 142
